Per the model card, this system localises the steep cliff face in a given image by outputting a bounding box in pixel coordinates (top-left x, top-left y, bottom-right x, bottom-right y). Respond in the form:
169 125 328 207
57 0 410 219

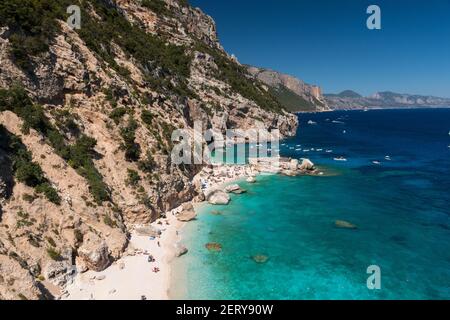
0 0 298 299
247 66 330 112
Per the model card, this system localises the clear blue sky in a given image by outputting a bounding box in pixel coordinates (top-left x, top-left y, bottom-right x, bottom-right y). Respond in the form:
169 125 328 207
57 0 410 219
190 0 450 97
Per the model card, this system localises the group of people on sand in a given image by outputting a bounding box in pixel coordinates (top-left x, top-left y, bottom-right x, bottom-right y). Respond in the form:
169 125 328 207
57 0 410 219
147 255 159 273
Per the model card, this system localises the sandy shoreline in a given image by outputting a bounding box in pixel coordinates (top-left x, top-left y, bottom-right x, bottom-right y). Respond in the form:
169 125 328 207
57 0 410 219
63 157 313 300
63 164 252 300
64 210 186 300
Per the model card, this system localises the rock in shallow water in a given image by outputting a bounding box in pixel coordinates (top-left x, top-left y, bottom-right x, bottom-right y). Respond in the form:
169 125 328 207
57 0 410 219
206 189 230 205
231 188 247 194
246 176 256 183
335 220 358 229
299 159 315 171
225 184 241 193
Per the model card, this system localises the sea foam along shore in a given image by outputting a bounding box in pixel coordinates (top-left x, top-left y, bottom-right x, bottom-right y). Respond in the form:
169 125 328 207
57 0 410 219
63 157 318 300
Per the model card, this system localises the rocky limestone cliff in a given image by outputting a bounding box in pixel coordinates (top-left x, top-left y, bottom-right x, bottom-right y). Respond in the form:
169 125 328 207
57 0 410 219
0 0 297 299
247 66 330 112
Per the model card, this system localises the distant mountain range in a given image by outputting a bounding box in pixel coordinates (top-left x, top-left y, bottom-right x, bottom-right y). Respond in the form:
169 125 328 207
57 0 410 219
247 66 330 112
325 90 450 110
244 68 450 112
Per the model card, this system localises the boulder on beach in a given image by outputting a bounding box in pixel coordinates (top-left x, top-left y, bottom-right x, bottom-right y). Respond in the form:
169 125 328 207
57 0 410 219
299 159 315 171
174 242 188 257
177 203 197 222
135 226 162 237
252 254 269 264
335 220 358 229
177 210 197 222
205 242 222 252
78 233 111 272
206 189 230 205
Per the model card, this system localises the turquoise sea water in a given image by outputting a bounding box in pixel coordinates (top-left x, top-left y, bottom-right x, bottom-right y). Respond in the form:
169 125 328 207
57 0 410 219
171 109 450 299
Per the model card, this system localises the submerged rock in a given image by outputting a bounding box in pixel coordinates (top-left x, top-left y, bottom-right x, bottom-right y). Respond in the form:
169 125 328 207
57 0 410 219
210 210 222 215
335 220 358 229
252 254 269 264
205 242 222 252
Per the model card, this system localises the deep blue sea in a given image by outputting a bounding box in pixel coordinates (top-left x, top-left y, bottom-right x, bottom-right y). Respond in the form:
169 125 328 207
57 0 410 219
171 108 450 299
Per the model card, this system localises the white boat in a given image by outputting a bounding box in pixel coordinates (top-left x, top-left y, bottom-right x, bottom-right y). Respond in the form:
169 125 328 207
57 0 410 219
303 149 310 152
307 120 317 125
334 157 347 161
295 148 301 151
326 150 333 153
372 161 381 165
316 149 323 152
343 130 347 134
332 120 345 124
385 156 391 160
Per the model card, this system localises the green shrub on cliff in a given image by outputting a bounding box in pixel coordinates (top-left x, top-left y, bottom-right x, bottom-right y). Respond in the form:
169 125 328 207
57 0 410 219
142 0 170 16
0 0 70 71
0 86 109 204
120 118 141 162
109 107 128 124
1 0 192 98
126 169 141 187
0 125 61 204
193 43 284 114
